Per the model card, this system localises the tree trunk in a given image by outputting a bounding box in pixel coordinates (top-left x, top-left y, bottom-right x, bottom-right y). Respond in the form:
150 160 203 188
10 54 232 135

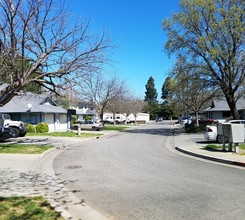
100 112 105 126
195 112 199 127
113 113 116 126
225 96 240 120
0 84 19 107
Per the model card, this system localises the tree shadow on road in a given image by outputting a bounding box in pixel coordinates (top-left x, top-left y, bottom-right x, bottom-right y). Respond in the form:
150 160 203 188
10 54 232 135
123 127 173 136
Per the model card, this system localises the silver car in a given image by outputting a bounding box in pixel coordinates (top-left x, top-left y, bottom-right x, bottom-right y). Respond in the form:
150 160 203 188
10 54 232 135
73 120 103 131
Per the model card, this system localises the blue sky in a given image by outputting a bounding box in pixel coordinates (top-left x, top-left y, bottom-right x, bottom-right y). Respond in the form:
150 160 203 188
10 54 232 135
67 1 179 99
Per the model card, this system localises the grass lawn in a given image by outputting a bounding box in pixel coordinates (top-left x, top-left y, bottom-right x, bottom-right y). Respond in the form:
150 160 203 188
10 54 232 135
204 143 245 152
0 196 63 220
27 131 102 138
1 131 103 154
0 143 54 154
103 125 129 131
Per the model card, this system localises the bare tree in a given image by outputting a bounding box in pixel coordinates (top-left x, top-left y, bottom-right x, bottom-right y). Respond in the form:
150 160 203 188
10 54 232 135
129 98 146 124
78 73 127 123
0 0 112 106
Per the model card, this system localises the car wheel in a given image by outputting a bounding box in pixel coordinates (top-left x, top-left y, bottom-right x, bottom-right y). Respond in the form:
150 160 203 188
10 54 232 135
92 127 97 131
217 135 227 143
12 128 20 138
20 131 27 137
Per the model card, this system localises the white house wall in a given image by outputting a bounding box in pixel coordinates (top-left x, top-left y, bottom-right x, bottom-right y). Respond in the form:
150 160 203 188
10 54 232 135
56 114 68 130
44 113 68 131
44 114 55 131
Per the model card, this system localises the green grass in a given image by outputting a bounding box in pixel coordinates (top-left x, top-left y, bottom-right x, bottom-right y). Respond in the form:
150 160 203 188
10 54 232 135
27 131 102 138
240 144 245 150
0 143 54 154
0 196 64 220
204 144 245 152
204 144 224 151
103 125 129 131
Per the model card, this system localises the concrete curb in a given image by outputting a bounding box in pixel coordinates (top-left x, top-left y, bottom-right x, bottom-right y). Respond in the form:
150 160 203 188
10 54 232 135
175 146 245 168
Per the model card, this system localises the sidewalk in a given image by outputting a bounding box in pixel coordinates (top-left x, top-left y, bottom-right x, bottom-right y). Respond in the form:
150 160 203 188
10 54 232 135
174 131 245 168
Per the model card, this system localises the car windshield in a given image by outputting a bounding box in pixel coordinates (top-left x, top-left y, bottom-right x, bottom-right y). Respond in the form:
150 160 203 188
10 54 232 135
2 114 10 120
86 121 93 124
182 117 191 120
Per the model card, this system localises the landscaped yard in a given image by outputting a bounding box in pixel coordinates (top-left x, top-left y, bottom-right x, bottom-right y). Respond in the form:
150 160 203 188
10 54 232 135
103 125 129 131
0 196 64 220
27 131 102 138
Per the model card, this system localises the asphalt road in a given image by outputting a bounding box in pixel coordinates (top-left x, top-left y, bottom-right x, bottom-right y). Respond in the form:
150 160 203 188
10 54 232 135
53 122 245 220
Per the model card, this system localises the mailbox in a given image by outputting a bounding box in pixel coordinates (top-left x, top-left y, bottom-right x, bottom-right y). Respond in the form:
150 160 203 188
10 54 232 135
222 123 244 143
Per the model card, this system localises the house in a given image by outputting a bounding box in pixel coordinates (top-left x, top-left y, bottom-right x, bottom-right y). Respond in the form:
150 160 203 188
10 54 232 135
72 107 100 122
0 92 68 131
203 97 245 121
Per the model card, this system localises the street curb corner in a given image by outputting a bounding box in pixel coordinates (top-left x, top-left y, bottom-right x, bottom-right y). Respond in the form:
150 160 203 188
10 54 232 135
175 146 245 168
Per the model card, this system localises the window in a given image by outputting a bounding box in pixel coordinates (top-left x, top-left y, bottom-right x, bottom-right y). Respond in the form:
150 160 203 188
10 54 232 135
31 115 36 124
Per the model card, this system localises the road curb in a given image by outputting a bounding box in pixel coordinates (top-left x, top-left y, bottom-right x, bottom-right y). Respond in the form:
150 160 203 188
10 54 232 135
175 146 245 168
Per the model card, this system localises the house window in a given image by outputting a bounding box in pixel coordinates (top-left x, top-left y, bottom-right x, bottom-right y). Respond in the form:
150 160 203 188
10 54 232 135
31 115 36 124
222 111 231 118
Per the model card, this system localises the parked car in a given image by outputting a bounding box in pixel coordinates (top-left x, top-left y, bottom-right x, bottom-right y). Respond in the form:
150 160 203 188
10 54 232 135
179 116 193 125
0 127 13 141
204 120 245 143
72 120 103 131
192 117 217 125
155 117 163 122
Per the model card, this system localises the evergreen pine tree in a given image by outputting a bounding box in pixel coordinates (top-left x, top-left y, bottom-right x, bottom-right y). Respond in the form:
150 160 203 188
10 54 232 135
144 76 158 103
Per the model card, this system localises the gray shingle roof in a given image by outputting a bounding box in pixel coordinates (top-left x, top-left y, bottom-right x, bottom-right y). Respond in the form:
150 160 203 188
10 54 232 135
76 108 97 115
0 92 67 114
206 97 245 112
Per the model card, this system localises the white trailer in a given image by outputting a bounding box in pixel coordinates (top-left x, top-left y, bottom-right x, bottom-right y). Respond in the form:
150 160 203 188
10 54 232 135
103 113 127 124
128 113 150 123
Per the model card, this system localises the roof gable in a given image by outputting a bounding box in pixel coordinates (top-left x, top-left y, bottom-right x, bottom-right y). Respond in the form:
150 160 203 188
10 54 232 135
0 92 66 113
39 96 57 106
206 97 245 112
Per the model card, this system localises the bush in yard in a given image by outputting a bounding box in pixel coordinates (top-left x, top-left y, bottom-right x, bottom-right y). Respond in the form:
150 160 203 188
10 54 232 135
185 123 203 133
85 115 92 121
25 123 36 133
71 115 77 127
36 122 49 133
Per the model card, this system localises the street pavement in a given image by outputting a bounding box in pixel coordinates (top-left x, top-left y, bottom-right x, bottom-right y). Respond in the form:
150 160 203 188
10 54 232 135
0 125 245 220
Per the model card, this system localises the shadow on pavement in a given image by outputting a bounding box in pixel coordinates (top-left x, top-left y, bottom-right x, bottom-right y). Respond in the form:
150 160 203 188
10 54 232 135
123 127 173 136
0 168 85 216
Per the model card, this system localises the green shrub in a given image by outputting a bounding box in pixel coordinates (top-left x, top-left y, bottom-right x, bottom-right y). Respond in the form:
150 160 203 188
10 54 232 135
84 115 92 121
185 123 204 133
25 123 36 133
35 122 49 133
71 115 77 127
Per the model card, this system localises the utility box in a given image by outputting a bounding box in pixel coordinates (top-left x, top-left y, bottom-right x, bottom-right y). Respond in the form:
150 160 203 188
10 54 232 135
222 123 230 140
222 123 244 143
217 123 223 136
